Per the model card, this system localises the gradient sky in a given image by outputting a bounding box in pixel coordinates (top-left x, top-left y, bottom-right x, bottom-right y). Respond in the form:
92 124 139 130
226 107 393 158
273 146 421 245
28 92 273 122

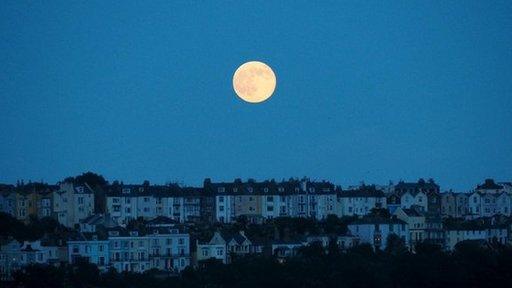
1 1 511 190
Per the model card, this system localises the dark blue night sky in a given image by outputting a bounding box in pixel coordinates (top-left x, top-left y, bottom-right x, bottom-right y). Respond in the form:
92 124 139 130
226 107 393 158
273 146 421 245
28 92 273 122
1 1 511 190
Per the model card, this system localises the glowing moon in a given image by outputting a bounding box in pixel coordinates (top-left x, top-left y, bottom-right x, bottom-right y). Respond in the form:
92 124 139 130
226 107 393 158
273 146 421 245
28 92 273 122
233 61 276 103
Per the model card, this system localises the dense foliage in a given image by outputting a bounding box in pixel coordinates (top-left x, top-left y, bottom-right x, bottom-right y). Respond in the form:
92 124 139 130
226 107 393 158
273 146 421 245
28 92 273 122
6 241 512 288
0 213 70 242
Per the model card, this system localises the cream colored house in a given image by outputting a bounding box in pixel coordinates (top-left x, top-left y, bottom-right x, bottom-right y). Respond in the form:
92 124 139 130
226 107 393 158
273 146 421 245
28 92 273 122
393 206 426 248
53 182 94 227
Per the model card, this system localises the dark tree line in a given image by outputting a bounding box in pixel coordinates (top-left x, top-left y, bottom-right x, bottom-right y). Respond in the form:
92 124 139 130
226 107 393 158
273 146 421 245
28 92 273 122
0 213 69 242
6 241 512 288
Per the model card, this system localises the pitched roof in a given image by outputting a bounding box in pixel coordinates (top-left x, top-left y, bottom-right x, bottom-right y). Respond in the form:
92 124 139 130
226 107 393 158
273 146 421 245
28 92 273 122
349 216 407 225
80 213 118 227
146 216 179 226
401 208 424 217
338 188 385 198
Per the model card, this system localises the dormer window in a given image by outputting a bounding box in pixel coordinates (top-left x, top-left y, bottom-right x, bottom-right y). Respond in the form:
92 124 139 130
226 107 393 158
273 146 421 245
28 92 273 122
233 188 238 192
278 187 284 192
264 187 269 193
218 187 225 193
122 188 131 194
248 187 253 193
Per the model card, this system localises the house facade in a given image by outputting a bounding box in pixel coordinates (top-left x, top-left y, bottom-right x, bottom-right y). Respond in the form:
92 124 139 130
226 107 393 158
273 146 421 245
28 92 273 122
347 217 410 250
441 192 470 218
53 182 95 227
0 240 62 281
336 188 387 217
68 235 110 270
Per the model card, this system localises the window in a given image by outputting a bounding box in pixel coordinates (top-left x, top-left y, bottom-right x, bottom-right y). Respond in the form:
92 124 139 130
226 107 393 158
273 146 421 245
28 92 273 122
144 197 150 203
202 249 208 256
179 238 184 245
99 245 103 252
267 196 273 201
219 206 224 211
219 196 224 202
267 206 274 211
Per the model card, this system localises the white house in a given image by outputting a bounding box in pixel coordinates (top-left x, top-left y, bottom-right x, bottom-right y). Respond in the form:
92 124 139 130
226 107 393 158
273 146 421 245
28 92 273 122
496 193 511 216
106 187 139 225
336 188 387 217
347 217 410 250
215 194 235 223
106 185 176 225
399 191 428 211
444 222 508 250
108 228 189 273
68 235 110 271
196 231 260 264
261 193 294 219
196 231 228 264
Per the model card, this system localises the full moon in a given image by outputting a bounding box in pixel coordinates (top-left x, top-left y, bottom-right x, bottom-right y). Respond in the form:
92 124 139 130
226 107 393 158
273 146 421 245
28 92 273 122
233 61 276 103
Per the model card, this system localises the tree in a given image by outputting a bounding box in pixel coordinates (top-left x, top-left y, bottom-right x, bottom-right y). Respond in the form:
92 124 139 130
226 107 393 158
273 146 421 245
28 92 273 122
414 241 443 255
385 234 408 255
64 172 107 187
369 208 390 218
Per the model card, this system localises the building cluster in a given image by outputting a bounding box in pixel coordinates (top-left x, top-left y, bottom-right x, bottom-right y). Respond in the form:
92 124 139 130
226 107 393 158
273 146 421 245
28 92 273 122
1 177 512 280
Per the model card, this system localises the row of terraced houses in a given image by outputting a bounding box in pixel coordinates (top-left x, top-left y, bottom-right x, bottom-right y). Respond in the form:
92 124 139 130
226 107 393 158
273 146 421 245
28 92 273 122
2 178 512 227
